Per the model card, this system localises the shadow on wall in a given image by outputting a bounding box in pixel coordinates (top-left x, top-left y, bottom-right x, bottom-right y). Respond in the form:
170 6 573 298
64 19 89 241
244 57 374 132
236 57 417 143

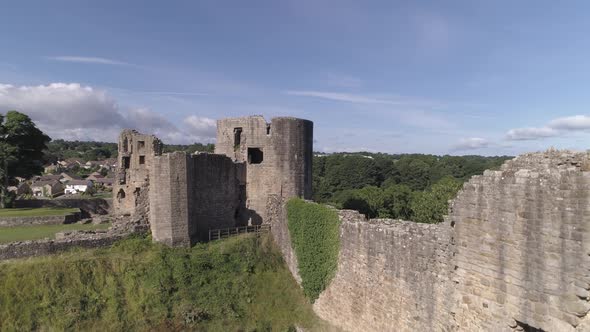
235 208 263 227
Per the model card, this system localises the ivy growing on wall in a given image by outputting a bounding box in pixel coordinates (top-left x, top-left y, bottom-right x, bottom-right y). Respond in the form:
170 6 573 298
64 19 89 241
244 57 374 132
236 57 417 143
287 198 341 302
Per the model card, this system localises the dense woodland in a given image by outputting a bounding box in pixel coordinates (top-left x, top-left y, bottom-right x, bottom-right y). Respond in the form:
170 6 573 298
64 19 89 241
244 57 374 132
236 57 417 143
43 140 511 223
313 153 511 222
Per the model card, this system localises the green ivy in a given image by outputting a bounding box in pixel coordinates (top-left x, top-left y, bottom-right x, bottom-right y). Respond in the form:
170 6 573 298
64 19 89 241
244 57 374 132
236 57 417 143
287 198 341 302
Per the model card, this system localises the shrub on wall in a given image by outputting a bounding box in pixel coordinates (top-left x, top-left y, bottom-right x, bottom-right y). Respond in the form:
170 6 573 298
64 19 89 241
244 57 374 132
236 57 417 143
287 198 341 302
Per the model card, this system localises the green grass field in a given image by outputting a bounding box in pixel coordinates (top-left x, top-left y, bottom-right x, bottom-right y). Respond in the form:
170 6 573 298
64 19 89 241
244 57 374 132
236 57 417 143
0 207 79 217
0 223 111 244
0 234 326 331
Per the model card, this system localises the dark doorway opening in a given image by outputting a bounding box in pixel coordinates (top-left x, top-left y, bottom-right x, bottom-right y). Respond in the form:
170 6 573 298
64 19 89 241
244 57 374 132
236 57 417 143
123 156 130 169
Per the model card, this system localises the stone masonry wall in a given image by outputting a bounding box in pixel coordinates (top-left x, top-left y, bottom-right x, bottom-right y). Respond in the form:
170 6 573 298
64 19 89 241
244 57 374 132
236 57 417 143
149 152 245 246
313 210 455 332
0 212 81 227
113 129 162 218
266 194 301 284
14 198 111 215
451 150 590 331
0 232 127 260
149 152 190 247
215 116 312 224
307 150 590 331
187 153 245 242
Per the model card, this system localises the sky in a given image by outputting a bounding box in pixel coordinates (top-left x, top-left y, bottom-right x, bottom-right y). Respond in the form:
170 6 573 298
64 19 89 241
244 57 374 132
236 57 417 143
1 1 590 156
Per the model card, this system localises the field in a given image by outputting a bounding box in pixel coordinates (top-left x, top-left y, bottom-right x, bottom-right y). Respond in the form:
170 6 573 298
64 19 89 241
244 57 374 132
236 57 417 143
0 223 111 244
0 234 326 331
0 207 79 217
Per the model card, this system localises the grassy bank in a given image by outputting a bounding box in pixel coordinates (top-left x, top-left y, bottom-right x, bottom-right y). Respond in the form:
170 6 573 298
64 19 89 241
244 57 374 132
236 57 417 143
0 234 320 331
0 223 111 244
0 207 79 217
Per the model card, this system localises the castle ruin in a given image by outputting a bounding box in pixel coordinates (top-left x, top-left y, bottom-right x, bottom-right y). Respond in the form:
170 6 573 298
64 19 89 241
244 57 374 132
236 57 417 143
113 115 313 246
112 115 590 331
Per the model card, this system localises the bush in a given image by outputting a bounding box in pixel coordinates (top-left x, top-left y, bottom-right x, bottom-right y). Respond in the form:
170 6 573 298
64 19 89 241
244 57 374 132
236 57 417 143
287 198 340 301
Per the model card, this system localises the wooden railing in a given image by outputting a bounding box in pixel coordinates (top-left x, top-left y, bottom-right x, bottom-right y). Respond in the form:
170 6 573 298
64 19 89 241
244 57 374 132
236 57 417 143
208 224 271 241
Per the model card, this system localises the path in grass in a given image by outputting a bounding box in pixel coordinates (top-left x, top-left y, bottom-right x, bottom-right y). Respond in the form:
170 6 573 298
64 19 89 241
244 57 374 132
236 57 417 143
0 223 111 244
0 207 79 217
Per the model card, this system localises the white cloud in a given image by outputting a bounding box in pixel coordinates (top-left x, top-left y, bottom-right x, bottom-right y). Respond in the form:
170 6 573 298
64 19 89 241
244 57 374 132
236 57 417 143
505 114 590 141
0 83 214 144
46 56 129 66
548 115 590 130
183 116 217 140
453 137 490 150
505 127 558 141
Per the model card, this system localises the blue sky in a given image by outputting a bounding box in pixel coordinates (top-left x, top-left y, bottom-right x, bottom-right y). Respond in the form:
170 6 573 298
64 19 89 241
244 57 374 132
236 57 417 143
1 1 590 155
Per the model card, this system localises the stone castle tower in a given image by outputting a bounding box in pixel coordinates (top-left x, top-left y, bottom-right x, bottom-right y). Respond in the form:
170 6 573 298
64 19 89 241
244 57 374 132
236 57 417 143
215 116 313 224
114 115 313 247
113 129 162 221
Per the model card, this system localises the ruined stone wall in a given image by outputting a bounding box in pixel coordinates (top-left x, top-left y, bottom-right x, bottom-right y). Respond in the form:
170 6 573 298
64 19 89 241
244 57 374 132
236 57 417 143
113 129 162 219
0 213 81 227
266 194 301 283
149 152 245 246
14 198 111 215
308 150 590 332
451 151 590 331
215 116 312 224
313 210 455 332
0 232 128 260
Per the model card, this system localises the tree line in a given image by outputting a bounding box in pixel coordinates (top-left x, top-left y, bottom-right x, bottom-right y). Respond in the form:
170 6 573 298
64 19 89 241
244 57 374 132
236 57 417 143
313 153 511 223
44 141 214 163
0 110 512 222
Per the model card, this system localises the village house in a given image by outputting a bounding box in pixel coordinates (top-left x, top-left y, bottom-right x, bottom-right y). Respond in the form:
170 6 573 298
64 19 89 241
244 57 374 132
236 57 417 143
33 174 63 182
59 173 81 183
44 163 59 174
31 180 64 198
7 183 31 196
99 158 117 171
64 180 93 195
82 161 101 170
86 172 104 181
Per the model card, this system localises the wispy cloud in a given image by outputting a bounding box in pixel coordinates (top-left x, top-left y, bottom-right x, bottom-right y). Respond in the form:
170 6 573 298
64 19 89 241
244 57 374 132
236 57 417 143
505 127 558 141
505 115 590 141
452 137 490 151
284 90 443 107
46 56 130 66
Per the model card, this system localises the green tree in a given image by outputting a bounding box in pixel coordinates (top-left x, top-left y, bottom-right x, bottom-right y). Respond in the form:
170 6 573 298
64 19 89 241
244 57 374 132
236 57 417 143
0 111 51 207
382 184 413 219
410 177 462 223
321 155 379 197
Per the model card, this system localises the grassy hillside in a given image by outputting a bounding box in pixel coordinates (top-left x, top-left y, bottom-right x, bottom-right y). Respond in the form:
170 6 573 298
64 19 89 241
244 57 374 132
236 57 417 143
0 234 320 331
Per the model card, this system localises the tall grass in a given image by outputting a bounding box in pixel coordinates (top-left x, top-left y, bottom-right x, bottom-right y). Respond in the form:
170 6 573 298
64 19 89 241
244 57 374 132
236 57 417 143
0 234 318 331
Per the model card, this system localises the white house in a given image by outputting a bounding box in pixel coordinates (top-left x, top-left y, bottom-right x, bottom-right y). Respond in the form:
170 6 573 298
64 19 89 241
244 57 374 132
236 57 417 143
64 180 93 195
